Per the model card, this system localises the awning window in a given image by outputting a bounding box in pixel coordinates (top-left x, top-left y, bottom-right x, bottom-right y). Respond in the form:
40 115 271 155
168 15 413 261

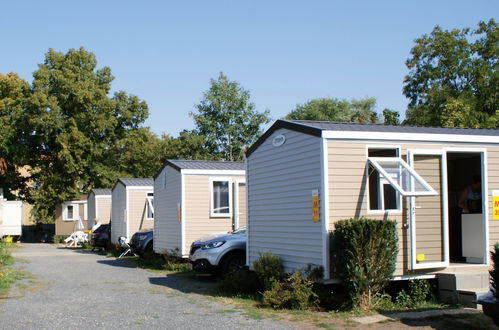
367 157 437 197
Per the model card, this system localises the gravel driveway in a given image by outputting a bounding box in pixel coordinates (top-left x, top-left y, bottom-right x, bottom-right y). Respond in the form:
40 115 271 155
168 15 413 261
1 244 291 329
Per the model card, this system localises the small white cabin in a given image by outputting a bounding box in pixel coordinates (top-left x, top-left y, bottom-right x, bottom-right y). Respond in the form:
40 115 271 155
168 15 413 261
86 188 112 230
246 120 499 283
111 178 153 244
153 160 246 257
0 189 22 238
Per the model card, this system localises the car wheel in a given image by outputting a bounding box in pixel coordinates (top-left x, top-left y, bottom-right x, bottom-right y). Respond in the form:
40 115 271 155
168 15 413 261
142 242 153 259
221 251 245 275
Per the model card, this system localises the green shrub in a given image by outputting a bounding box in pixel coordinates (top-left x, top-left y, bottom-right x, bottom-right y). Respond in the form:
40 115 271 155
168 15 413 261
162 249 189 272
0 242 13 267
253 252 283 290
313 283 351 311
52 235 68 244
490 243 499 300
218 269 261 295
330 217 398 310
262 272 318 310
298 264 325 281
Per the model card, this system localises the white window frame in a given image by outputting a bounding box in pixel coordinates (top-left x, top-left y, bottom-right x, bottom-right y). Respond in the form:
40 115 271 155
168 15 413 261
146 192 154 220
210 178 233 218
368 157 438 197
366 146 402 213
63 203 78 221
83 202 88 221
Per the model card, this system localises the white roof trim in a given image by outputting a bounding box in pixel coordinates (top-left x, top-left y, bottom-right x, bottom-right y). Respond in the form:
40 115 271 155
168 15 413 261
125 186 153 190
322 130 499 144
181 169 245 176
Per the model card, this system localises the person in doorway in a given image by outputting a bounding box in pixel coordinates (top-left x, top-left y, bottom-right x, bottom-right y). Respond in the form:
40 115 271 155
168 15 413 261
458 175 482 214
91 218 101 232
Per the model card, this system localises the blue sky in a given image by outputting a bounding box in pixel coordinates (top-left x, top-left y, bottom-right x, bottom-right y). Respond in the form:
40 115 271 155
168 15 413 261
1 1 497 136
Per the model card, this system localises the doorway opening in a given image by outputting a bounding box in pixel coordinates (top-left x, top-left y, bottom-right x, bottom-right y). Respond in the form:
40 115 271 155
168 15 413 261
446 152 484 264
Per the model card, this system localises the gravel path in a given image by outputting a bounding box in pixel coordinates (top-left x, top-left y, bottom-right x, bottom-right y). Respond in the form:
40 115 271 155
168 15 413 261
1 244 292 330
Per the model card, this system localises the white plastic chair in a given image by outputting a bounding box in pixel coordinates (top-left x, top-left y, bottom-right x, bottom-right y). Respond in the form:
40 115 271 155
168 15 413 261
117 236 135 259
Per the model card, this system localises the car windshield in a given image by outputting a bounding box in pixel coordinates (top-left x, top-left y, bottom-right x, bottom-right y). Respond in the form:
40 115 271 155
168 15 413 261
94 225 109 233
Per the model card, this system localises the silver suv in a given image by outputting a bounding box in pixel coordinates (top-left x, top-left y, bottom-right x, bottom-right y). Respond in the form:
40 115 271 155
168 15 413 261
189 228 246 275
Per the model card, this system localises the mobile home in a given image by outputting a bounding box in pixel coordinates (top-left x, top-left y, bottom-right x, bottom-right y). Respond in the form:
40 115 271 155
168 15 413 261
246 120 499 302
54 197 88 236
86 188 112 230
0 189 22 239
110 178 153 244
153 160 246 257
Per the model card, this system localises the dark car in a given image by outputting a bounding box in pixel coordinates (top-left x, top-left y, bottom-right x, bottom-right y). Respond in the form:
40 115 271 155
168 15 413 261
129 229 153 257
91 224 110 251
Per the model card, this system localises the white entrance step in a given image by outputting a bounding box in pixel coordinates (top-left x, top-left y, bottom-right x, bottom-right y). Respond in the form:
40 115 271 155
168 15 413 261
437 271 490 308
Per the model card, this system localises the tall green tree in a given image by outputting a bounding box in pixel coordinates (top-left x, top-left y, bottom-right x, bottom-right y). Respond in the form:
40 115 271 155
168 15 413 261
382 109 400 125
0 73 31 200
285 97 379 123
11 47 149 222
403 19 498 127
191 72 270 161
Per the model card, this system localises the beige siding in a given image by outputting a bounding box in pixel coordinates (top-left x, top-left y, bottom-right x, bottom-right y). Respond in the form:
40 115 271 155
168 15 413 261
154 166 182 254
127 189 153 238
97 197 111 224
21 202 34 226
248 128 323 273
237 183 247 228
488 146 499 251
55 200 88 236
184 174 245 255
328 141 499 276
413 155 444 264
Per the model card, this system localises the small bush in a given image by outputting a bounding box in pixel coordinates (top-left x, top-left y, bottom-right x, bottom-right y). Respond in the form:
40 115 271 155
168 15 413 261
52 235 68 244
330 217 398 310
218 269 261 295
298 264 325 282
2 236 13 246
162 249 189 272
253 252 283 290
314 283 351 311
372 279 435 310
490 243 499 300
262 272 318 310
0 242 13 267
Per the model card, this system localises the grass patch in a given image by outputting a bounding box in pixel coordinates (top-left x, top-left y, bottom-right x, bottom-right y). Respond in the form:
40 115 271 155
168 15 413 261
0 243 33 300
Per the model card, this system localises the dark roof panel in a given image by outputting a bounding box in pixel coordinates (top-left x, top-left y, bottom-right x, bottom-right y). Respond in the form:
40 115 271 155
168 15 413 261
290 120 499 136
118 178 153 187
91 188 112 196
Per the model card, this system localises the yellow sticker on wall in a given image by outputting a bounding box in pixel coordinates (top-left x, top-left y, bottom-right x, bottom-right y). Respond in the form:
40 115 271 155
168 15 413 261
312 190 319 222
416 254 425 262
493 195 499 220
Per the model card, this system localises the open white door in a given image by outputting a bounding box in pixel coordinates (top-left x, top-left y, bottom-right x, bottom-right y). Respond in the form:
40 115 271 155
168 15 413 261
408 150 449 270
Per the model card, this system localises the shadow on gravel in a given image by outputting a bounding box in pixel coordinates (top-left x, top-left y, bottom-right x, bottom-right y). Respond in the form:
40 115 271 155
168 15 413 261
58 248 97 255
399 313 499 330
97 259 137 268
149 274 218 295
